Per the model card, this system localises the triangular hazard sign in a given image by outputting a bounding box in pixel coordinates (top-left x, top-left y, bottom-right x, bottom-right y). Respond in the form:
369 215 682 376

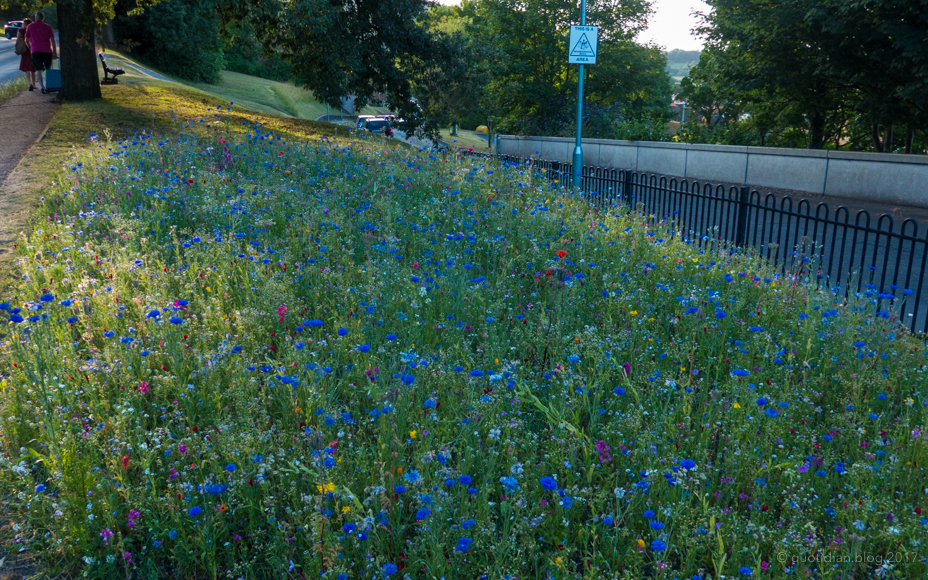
570 33 595 57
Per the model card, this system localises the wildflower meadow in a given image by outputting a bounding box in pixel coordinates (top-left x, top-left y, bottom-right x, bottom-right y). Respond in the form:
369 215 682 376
0 110 925 580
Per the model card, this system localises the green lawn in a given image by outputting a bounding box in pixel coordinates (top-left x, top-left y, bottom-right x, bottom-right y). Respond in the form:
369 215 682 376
440 127 493 150
100 52 390 121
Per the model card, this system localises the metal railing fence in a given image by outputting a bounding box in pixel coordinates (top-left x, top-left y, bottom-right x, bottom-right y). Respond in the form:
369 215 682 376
468 152 928 333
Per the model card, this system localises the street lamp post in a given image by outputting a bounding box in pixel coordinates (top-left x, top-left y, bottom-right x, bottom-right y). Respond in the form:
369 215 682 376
572 0 587 189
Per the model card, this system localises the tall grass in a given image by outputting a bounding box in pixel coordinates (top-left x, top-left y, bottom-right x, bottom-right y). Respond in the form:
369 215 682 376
0 110 924 580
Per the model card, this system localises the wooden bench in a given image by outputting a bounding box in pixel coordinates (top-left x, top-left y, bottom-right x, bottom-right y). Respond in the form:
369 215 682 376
99 53 125 85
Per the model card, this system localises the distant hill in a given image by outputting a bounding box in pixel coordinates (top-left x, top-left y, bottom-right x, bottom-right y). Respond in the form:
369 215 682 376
665 49 701 83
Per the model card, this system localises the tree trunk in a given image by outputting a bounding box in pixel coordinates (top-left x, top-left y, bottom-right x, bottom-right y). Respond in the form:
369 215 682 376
871 124 883 152
883 125 894 152
808 114 825 149
905 126 914 154
58 0 101 101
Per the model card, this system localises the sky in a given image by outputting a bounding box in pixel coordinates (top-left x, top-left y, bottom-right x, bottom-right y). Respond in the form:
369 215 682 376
637 0 709 51
433 0 710 52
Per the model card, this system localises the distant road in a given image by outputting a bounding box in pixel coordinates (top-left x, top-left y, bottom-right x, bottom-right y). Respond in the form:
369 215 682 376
0 37 26 85
0 34 63 86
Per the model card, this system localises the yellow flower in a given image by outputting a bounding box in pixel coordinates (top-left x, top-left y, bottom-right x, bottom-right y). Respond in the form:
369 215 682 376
637 539 646 549
409 430 417 440
342 506 351 513
316 482 336 494
630 310 638 315
733 403 741 409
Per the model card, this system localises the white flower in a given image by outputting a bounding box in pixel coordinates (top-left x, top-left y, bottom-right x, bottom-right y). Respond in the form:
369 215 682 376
510 463 524 476
488 428 501 440
614 488 626 498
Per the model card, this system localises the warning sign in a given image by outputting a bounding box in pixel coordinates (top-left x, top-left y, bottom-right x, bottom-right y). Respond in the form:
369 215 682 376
568 25 599 64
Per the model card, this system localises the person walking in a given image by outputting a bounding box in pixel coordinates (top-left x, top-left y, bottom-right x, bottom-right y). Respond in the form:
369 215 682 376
24 11 56 94
15 18 36 91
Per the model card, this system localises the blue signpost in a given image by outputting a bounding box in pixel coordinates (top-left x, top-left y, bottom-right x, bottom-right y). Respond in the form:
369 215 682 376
568 6 598 189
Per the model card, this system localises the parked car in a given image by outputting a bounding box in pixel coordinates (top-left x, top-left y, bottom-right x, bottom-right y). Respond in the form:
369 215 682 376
359 118 394 137
356 115 377 129
4 20 23 39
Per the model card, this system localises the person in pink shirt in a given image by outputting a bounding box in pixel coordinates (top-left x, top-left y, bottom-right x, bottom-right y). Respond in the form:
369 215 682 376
24 11 57 94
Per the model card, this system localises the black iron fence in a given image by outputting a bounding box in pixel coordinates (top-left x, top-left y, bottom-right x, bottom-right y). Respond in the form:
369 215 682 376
476 153 928 334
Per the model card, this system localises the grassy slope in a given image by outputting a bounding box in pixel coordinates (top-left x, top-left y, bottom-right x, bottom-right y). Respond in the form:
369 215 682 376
440 128 493 150
102 51 391 121
0 78 392 293
1 98 926 580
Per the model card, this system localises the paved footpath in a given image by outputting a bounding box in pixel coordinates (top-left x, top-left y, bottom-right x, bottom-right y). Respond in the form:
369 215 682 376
0 89 59 261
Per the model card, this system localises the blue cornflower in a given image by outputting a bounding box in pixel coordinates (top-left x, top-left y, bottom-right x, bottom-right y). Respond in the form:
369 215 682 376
540 476 557 490
189 506 202 517
651 539 667 551
499 476 519 490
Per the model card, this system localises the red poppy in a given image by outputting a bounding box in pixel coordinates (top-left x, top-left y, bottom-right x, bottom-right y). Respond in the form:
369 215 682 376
556 250 567 259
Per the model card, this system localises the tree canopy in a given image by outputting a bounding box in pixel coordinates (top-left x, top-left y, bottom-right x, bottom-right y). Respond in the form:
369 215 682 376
681 0 928 152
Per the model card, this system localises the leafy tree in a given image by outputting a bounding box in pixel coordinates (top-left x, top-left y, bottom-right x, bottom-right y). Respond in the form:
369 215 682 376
464 0 672 137
218 19 291 82
114 0 224 83
810 0 927 153
415 3 501 141
683 0 927 152
240 0 445 131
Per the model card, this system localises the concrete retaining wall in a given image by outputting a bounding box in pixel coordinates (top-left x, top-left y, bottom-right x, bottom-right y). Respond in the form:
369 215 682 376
498 136 928 207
